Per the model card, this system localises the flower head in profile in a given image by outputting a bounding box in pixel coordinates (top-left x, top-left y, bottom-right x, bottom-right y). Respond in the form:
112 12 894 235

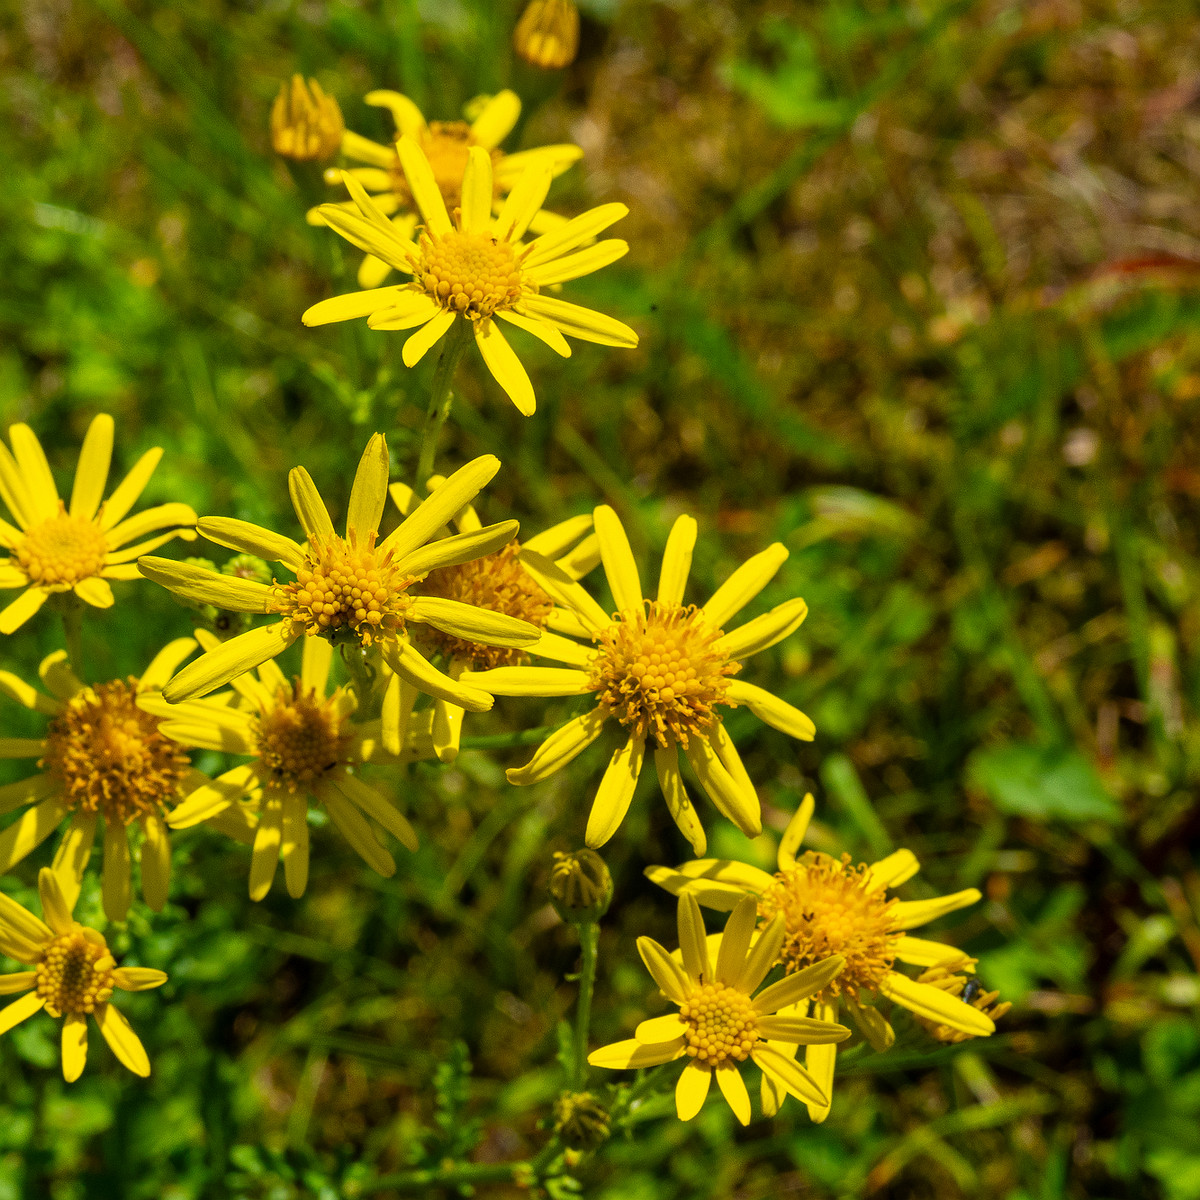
389 476 600 762
0 414 196 634
270 74 344 162
0 868 167 1081
646 794 994 1121
138 434 539 712
0 639 245 922
514 0 580 70
915 954 1011 1043
303 145 638 416
463 507 814 853
311 89 581 288
588 892 850 1125
142 631 433 900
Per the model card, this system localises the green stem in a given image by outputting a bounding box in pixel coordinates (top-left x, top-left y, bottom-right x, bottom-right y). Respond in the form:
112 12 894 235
357 1161 527 1194
340 644 381 719
414 320 471 490
572 921 600 1089
61 601 84 679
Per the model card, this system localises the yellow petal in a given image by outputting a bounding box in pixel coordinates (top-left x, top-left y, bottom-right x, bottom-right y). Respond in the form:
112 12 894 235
112 967 168 992
408 596 539 647
302 285 411 327
702 544 789 629
524 239 628 287
62 1013 88 1082
495 306 573 357
140 637 200 691
715 1060 751 1126
105 502 197 551
0 738 44 759
382 454 501 559
634 1014 687 1044
474 320 536 415
726 680 815 741
522 513 593 560
778 793 815 871
331 774 418 852
521 203 629 268
0 671 58 714
506 707 607 785
684 736 761 837
754 1042 830 1112
584 735 645 848
287 466 336 545
527 630 592 667
465 664 592 698
468 88 520 149
587 1036 684 1071
323 791 396 877
460 146 494 234
642 861 758 913
341 128 400 167
737 913 786 994
675 1059 712 1120
0 585 50 634
74 576 114 609
495 143 582 181
367 293 442 330
197 517 305 571
94 1002 151 1076
249 792 283 901
162 622 295 702
280 793 310 900
892 936 969 967
396 135 451 235
346 432 389 542
383 640 494 712
394 519 517 577
9 424 59 520
0 796 68 872
637 935 691 1005
0 441 35 528
492 166 554 245
0 889 52 950
716 598 809 660
0 991 45 1036
517 549 611 631
50 811 96 912
517 294 638 348
755 1015 852 1044
364 90 427 138
877 971 996 1036
69 414 114 522
102 819 132 921
714 895 758 986
432 696 463 764
0 972 37 994
753 955 846 1014
37 866 74 934
890 889 982 932
658 515 696 607
140 812 171 911
0 772 59 817
301 635 333 696
593 505 642 612
864 848 920 892
846 998 894 1051
676 891 711 984
136 556 271 613
653 743 706 856
99 447 162 531
166 764 258 828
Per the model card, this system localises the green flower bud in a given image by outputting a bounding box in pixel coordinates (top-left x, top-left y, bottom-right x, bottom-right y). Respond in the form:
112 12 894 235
222 554 272 586
548 849 612 924
552 1091 610 1149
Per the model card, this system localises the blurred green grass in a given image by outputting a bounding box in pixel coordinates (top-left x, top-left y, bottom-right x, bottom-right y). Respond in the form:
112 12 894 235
3 0 1200 1196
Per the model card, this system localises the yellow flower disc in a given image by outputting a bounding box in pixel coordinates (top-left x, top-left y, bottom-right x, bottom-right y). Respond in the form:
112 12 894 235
679 982 758 1065
36 931 116 1018
253 683 353 791
42 680 191 825
271 533 416 646
758 852 899 1001
589 602 738 748
15 508 108 586
417 542 553 668
412 228 524 320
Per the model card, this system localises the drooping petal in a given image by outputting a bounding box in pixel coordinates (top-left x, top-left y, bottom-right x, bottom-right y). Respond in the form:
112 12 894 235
331 774 418 852
432 696 464 764
0 796 69 873
323 791 396 877
62 1013 88 1082
248 791 284 901
715 1060 751 1125
101 819 132 922
675 1060 712 1120
654 743 706 856
162 622 296 702
407 596 539 648
846 998 894 1052
876 971 996 1036
684 736 761 838
50 812 96 912
69 414 114 522
0 772 59 818
864 848 921 892
584 735 646 848
778 793 815 870
506 707 608 785
364 90 427 139
726 680 815 741
280 793 310 900
140 813 171 911
0 991 46 1037
383 641 494 713
94 1002 151 1077
474 320 535 415
754 1041 830 1112
74 577 114 609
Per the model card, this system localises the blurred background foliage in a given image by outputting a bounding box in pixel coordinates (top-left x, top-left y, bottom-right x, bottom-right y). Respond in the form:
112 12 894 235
2 0 1200 1196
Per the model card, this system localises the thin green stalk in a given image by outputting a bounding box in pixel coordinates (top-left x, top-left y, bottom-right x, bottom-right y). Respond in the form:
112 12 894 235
572 921 600 1089
340 644 381 718
61 601 84 678
414 320 471 489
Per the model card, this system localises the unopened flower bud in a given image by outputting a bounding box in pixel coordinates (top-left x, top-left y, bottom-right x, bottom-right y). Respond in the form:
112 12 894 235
915 957 1011 1043
553 1091 610 1149
548 849 612 923
222 554 273 586
270 75 344 162
513 0 580 71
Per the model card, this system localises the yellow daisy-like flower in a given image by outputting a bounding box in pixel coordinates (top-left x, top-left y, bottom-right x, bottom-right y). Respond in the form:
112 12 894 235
0 867 166 1081
915 954 1011 1043
0 639 250 922
462 507 814 853
587 892 851 1125
645 794 994 1122
389 476 600 764
0 413 197 634
270 74 344 162
141 631 433 901
514 0 581 70
302 143 638 416
312 88 581 289
137 434 539 719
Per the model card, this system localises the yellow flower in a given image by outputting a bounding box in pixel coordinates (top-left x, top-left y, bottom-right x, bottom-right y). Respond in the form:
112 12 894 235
645 794 994 1122
0 868 166 1081
514 0 580 70
137 434 540 718
270 75 344 162
914 954 1011 1043
0 640 251 922
142 631 433 900
302 144 638 416
311 89 581 289
462 508 814 852
587 892 850 1125
389 475 600 763
0 413 197 634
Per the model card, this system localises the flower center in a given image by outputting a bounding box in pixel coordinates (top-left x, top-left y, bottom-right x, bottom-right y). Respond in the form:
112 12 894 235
679 982 758 1065
416 542 553 668
757 852 899 1001
270 532 416 646
253 682 353 791
388 121 502 210
36 930 116 1017
588 602 738 748
41 680 190 825
411 227 523 320
15 505 108 587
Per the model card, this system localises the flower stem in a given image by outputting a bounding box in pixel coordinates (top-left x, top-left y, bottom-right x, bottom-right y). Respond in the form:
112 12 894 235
572 920 600 1089
61 600 85 679
413 319 472 491
340 643 381 718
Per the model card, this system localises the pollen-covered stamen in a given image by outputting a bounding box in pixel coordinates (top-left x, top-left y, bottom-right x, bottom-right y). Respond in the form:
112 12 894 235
410 225 524 320
252 682 353 791
679 982 758 1065
270 532 417 646
41 680 190 825
416 542 553 669
36 930 116 1017
387 121 502 210
588 602 738 749
757 852 899 1002
14 502 108 586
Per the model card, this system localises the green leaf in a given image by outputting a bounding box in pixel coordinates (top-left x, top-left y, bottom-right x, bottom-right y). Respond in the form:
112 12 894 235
965 741 1120 823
